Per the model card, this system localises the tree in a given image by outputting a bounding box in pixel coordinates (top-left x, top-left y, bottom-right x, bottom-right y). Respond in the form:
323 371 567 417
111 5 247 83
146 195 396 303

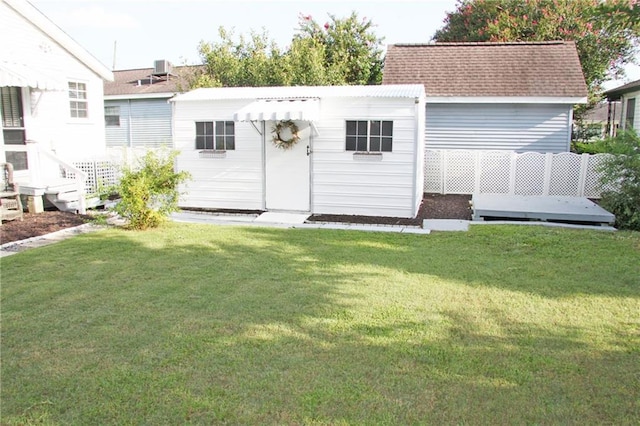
191 11 384 88
433 0 640 104
294 12 384 85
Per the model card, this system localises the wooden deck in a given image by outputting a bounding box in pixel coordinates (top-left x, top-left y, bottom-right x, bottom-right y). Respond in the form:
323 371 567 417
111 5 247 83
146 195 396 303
471 195 615 226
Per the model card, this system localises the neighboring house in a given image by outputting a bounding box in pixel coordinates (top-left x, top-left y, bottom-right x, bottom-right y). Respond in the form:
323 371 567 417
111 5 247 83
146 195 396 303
103 63 195 148
382 41 588 153
577 101 621 140
603 79 640 134
0 0 113 211
171 85 426 218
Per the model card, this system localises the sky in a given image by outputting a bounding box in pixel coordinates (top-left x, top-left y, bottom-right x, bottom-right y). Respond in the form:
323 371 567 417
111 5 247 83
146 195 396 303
29 0 640 89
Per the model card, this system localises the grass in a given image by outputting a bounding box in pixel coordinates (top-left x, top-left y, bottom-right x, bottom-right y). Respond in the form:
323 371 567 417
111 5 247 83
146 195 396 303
1 223 639 424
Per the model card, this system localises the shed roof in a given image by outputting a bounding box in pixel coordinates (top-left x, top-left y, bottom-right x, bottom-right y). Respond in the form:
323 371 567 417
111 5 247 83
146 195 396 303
382 41 587 100
603 79 640 101
170 84 426 102
104 65 199 98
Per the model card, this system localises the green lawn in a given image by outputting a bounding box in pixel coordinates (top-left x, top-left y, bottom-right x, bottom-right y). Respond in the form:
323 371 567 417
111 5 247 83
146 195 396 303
1 224 639 424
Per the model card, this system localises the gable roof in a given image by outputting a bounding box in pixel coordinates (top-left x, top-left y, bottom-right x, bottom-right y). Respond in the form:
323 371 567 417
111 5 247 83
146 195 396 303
2 0 112 81
382 41 588 102
603 79 640 101
104 66 199 98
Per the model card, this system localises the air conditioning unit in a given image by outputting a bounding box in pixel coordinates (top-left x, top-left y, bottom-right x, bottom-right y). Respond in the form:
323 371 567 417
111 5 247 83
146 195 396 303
153 60 172 75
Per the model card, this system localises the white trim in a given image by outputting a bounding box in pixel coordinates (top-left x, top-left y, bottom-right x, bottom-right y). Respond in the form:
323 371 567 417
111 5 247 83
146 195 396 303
105 93 175 101
425 96 587 104
4 0 113 82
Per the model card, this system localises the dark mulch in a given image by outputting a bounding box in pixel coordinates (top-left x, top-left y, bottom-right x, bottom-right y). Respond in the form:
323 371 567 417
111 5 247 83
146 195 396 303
0 194 472 245
1 211 91 245
309 193 472 225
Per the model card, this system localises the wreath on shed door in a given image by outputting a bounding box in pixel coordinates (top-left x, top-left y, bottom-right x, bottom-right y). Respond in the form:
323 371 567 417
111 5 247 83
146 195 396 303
271 120 301 150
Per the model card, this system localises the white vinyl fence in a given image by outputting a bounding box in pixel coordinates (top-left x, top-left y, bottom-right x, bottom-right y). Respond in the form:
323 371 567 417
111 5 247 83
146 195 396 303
425 150 611 198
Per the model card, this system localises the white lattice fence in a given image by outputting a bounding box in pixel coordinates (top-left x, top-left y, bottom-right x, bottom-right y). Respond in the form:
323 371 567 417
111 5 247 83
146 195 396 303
71 159 120 195
424 149 610 198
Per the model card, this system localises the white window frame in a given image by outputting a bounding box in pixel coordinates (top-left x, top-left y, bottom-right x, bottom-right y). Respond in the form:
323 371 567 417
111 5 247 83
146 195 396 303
345 120 393 153
68 81 88 118
195 121 235 151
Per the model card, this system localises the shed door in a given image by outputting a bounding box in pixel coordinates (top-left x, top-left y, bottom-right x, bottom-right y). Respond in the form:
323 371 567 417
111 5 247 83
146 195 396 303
265 121 310 211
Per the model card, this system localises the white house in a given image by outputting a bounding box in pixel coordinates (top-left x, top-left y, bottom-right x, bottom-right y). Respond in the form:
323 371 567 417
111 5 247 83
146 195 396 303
171 85 426 218
383 41 588 153
0 0 113 211
604 79 640 134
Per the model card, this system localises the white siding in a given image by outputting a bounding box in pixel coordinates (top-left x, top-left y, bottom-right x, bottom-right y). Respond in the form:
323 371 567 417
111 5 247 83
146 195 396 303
0 1 106 163
425 104 572 153
106 99 172 148
174 100 263 210
172 95 423 218
311 97 420 218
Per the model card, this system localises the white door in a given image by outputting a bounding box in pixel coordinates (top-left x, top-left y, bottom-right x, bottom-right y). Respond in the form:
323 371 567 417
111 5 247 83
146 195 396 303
265 121 310 211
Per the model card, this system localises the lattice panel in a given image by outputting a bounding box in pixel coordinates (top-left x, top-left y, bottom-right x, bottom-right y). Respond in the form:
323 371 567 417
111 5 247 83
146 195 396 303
73 161 98 194
424 150 443 193
584 154 612 197
479 151 511 194
72 160 120 194
514 152 545 195
548 153 581 196
443 150 476 194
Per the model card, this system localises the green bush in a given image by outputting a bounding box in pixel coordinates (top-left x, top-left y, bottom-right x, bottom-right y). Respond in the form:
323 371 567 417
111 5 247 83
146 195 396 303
598 130 640 231
571 140 608 154
113 150 190 230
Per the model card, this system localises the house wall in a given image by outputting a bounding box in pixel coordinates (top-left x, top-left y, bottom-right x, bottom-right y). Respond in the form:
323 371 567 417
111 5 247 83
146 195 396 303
425 103 572 153
0 1 106 163
620 89 640 131
173 99 264 210
105 98 172 148
173 96 422 218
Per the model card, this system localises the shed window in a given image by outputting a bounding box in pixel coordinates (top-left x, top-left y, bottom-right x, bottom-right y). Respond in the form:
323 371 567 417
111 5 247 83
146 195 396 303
69 81 88 118
196 121 235 150
626 98 636 130
345 120 393 152
104 106 120 126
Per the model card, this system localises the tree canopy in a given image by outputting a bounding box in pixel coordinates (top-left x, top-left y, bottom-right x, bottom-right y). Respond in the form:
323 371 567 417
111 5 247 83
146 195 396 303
433 0 640 103
191 12 383 88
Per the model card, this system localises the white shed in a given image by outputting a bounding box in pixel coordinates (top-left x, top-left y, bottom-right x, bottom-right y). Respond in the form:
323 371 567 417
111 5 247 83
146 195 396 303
171 85 426 218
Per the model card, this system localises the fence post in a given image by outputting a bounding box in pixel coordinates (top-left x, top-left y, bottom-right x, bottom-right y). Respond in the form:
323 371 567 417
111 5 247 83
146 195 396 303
442 150 448 194
577 153 590 197
509 152 517 195
474 151 481 194
543 153 553 196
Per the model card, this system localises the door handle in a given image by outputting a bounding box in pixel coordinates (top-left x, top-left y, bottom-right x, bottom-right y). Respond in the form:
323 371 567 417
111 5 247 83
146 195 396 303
306 145 311 156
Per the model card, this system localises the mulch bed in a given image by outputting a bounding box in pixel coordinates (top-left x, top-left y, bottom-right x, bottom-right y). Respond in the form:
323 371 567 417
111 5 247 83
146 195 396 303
1 211 91 245
0 194 472 245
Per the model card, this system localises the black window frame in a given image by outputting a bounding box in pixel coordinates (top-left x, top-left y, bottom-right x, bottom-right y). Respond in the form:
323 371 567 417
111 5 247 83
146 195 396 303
345 120 393 153
195 121 235 151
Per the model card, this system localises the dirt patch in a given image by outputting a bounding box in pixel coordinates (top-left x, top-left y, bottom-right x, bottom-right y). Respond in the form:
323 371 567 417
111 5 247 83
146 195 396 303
1 211 91 245
1 194 472 244
309 193 472 225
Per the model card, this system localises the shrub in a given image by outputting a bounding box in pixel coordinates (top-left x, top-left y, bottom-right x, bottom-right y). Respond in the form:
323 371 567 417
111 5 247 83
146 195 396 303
113 150 190 230
598 130 640 231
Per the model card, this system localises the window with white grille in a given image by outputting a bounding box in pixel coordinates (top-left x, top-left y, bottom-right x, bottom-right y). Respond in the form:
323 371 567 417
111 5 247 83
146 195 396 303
195 121 235 151
345 120 393 152
69 81 88 118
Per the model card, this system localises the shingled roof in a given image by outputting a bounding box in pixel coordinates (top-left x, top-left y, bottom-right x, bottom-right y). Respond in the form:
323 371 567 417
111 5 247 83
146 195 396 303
382 41 588 99
104 65 200 97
